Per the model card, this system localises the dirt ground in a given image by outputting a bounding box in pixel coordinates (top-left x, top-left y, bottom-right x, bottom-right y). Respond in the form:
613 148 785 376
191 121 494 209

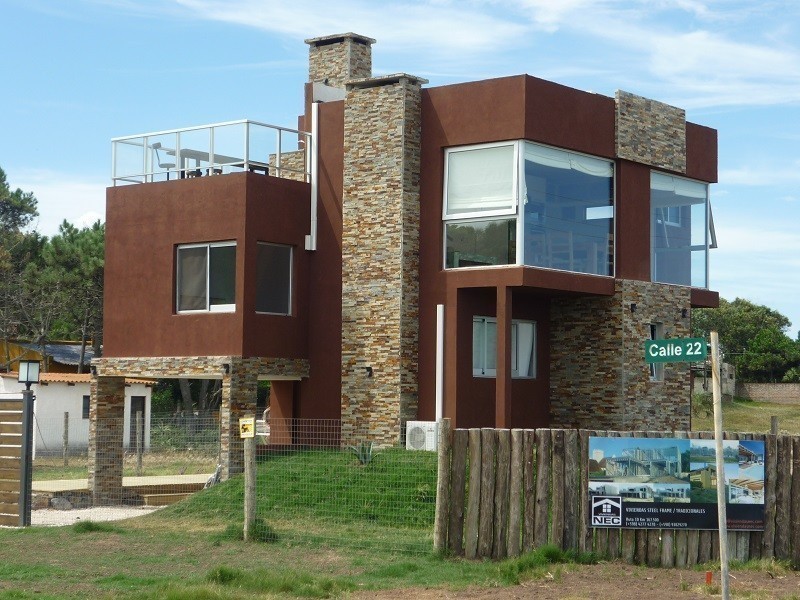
351 563 800 599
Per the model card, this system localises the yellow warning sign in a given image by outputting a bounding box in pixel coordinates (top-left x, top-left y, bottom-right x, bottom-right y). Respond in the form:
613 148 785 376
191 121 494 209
239 416 255 438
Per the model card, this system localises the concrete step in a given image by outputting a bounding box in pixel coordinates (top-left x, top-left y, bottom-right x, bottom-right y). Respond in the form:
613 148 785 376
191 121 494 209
141 492 193 506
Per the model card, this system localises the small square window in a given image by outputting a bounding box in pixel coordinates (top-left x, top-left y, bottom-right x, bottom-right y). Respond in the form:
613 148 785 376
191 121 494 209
473 316 536 378
176 242 236 312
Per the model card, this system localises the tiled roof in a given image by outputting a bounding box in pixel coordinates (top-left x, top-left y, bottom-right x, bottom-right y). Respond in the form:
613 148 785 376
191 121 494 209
1 372 154 385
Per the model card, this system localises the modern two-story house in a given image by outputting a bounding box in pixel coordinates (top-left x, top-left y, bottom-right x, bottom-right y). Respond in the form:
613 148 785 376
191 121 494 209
90 33 717 496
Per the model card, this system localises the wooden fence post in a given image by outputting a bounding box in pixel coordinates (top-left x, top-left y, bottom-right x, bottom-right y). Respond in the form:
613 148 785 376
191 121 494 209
533 429 551 549
434 418 452 553
507 429 523 557
478 429 497 558
448 428 468 556
464 429 482 559
243 435 256 541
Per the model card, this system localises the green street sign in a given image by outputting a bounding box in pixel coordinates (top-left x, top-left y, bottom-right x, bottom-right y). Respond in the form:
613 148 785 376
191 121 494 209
645 337 707 363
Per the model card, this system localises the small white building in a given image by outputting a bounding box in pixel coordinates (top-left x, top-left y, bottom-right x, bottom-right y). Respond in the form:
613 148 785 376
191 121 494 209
0 373 153 455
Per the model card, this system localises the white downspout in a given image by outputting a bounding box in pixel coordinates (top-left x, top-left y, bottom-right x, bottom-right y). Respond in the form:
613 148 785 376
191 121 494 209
304 102 319 251
435 304 444 422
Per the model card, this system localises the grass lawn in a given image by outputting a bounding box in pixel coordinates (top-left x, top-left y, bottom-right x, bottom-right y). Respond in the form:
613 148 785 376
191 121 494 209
691 397 800 434
0 448 597 599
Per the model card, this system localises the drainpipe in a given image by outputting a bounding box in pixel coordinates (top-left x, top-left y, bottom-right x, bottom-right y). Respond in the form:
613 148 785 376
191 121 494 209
304 102 319 251
435 304 444 422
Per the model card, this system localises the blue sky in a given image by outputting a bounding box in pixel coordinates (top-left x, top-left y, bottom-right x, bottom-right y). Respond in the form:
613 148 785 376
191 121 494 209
2 0 800 335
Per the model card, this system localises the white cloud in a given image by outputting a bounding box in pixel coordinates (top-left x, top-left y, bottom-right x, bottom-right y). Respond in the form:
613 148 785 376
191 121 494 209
9 168 107 237
174 0 528 57
719 163 800 186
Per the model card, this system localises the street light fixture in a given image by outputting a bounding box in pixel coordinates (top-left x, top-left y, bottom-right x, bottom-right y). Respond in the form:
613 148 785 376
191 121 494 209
17 360 40 391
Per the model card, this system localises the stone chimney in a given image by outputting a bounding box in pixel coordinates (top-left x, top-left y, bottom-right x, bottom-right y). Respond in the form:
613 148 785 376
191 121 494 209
305 33 375 88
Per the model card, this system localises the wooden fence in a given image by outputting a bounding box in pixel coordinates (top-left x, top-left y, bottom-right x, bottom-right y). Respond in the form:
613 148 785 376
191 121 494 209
0 396 23 527
433 421 800 567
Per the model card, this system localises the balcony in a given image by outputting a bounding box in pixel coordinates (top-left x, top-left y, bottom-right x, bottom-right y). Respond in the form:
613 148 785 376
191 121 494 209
112 119 311 185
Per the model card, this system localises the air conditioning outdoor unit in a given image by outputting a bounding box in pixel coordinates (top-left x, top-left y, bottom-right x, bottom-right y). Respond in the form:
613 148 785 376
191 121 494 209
406 420 439 451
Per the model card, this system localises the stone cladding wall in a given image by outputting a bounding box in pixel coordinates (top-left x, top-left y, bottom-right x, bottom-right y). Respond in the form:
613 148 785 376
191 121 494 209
549 280 692 431
88 375 125 505
269 150 308 182
90 356 309 481
340 74 425 447
306 33 375 88
616 90 687 173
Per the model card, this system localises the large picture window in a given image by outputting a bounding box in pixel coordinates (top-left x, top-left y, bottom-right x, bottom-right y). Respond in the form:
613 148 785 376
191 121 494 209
651 172 710 288
444 141 614 275
473 317 536 378
176 242 236 312
255 242 292 315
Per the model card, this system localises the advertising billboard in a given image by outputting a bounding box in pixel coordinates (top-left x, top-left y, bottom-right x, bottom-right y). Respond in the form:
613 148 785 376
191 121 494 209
588 436 765 530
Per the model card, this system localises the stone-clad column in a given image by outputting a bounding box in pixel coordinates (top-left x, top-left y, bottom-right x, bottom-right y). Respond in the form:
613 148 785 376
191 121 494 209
88 375 125 506
306 33 375 88
340 73 427 447
220 359 258 478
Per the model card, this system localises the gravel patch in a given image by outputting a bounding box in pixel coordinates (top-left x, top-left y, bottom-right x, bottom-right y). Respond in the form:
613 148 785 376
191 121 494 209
32 505 164 527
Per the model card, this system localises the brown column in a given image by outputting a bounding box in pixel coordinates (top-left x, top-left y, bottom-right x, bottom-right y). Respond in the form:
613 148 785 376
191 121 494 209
268 381 294 445
88 375 125 506
495 286 512 427
220 360 258 479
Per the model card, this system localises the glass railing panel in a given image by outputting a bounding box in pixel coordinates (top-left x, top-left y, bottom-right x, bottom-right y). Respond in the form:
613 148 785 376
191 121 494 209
113 138 147 184
211 122 247 170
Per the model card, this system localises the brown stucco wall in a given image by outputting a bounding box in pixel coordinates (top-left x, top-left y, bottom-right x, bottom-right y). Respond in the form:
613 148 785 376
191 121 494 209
104 172 309 358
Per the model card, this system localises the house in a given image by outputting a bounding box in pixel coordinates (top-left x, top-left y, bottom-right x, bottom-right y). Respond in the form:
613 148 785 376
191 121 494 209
92 32 718 489
0 372 152 454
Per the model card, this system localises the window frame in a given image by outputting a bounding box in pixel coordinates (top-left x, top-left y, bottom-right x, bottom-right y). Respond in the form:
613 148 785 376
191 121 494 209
176 241 237 314
443 141 520 221
255 241 293 316
472 316 537 379
650 171 710 288
443 140 616 276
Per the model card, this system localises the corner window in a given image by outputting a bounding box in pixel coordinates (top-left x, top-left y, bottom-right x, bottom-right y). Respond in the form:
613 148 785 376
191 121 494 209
256 242 292 315
651 172 710 288
82 395 90 419
177 242 236 312
473 317 536 378
649 323 664 382
443 141 614 276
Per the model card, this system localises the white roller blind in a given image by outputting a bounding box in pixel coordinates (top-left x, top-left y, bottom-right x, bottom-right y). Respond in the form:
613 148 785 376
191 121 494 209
524 142 613 177
651 172 707 200
446 145 516 215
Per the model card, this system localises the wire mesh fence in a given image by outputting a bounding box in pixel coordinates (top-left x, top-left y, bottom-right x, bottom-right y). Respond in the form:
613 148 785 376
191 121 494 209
28 416 439 553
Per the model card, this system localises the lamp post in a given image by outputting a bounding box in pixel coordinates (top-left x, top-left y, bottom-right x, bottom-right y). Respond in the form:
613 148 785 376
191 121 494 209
17 360 40 527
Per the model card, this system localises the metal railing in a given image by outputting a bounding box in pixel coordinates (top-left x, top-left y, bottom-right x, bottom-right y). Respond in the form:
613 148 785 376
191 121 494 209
111 119 311 185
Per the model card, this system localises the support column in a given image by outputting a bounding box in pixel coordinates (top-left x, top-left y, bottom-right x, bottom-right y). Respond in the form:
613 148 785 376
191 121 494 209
495 286 512 428
88 375 125 506
220 361 258 479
